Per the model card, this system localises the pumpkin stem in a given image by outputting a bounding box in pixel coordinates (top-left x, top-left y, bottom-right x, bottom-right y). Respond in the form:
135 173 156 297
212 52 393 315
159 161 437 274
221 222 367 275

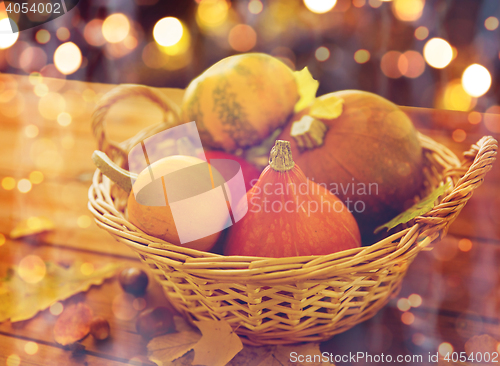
290 115 328 151
269 140 294 172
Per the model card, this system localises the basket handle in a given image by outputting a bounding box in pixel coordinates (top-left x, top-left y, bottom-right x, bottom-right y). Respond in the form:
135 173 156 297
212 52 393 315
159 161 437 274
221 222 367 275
416 135 498 238
91 84 181 168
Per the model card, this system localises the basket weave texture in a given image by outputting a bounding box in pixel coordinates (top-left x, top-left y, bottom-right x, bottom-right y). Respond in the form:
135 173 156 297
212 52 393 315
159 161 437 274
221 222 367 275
88 85 498 345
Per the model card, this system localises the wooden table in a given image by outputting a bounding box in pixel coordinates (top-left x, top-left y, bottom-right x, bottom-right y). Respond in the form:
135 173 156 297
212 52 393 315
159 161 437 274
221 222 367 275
0 73 498 365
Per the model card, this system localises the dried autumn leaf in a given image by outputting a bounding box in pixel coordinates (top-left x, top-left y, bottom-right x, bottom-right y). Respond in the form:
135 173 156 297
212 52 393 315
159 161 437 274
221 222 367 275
10 216 54 239
293 67 319 113
308 95 344 120
192 319 243 366
374 183 450 234
54 303 93 345
0 261 121 322
147 316 202 365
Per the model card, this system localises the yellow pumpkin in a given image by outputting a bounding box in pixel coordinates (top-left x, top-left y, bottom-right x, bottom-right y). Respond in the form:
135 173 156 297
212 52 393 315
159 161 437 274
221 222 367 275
181 53 299 152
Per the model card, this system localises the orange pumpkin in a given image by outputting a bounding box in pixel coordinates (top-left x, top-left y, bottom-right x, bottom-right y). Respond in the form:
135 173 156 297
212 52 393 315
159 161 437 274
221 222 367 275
224 140 361 257
181 53 299 152
278 90 423 240
128 155 228 252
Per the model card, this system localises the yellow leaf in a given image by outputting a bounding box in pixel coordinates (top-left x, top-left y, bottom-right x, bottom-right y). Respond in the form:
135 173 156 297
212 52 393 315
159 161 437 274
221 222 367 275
0 261 121 323
192 319 243 366
147 316 202 366
294 67 319 113
10 216 54 239
309 95 344 120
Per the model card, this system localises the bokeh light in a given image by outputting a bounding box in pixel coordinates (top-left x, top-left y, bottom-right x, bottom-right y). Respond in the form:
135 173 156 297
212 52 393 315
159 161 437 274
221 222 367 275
24 124 39 138
412 333 425 346
197 0 229 28
56 27 70 41
438 79 475 111
438 342 453 356
485 16 499 31
392 0 424 22
352 0 366 8
468 111 482 125
414 26 428 40
423 38 453 69
0 18 19 49
398 50 425 78
354 49 370 64
35 29 50 44
18 255 46 284
6 354 20 366
54 42 82 75
462 64 491 97
132 297 147 311
29 171 44 184
315 46 330 62
0 233 5 246
24 342 38 355
484 105 500 133
34 84 49 97
458 238 472 252
38 92 66 120
57 112 72 126
50 302 64 316
77 215 92 228
303 0 337 14
248 0 263 14
20 46 47 73
84 19 105 47
17 178 32 193
228 24 257 52
369 0 383 8
102 13 130 43
401 312 415 325
408 294 422 307
154 17 183 47
397 298 411 311
452 129 466 142
112 293 138 320
2 177 16 190
381 51 403 78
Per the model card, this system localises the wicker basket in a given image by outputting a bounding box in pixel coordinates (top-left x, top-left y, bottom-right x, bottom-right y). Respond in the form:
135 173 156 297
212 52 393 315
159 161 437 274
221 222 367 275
88 85 497 346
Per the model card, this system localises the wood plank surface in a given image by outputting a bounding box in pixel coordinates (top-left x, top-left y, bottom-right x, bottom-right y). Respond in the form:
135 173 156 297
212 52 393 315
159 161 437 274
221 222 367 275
0 73 499 366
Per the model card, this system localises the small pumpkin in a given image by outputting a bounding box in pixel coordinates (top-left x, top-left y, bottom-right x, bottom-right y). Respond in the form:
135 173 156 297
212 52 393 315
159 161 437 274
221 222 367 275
181 53 299 152
93 151 227 252
224 140 361 257
127 155 229 252
278 90 424 240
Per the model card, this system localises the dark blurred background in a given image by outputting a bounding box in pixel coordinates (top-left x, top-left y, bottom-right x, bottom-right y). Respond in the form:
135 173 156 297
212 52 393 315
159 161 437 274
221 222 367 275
0 0 499 117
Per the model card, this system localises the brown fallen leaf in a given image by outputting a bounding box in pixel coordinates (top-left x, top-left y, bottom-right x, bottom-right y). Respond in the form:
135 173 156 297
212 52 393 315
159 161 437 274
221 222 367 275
0 261 121 322
10 216 55 239
192 319 243 366
147 316 202 365
148 316 333 366
54 303 93 346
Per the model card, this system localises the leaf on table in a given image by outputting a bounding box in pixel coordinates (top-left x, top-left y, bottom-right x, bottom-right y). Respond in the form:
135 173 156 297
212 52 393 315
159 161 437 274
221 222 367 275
10 216 54 239
374 183 451 234
293 67 319 113
147 317 202 366
192 319 243 366
308 95 344 120
53 303 93 346
0 261 121 323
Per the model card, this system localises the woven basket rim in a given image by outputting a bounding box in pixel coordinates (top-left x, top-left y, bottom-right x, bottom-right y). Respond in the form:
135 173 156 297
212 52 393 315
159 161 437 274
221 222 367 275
88 133 498 282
